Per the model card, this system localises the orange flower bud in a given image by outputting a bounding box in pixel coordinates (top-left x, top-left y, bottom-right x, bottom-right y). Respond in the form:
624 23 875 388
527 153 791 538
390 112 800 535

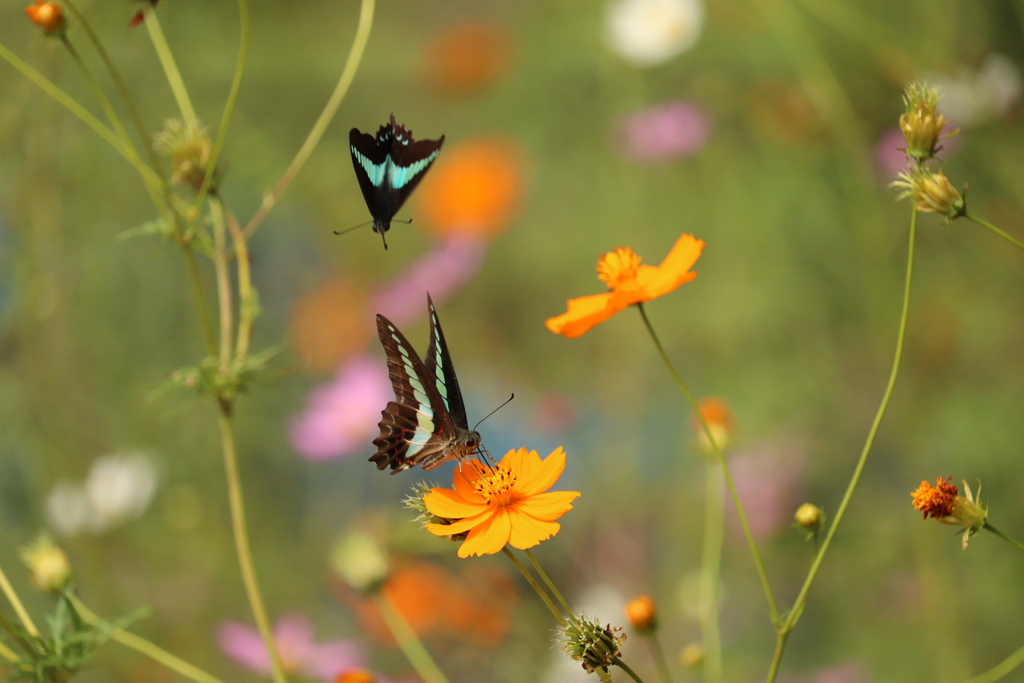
625 594 657 633
335 670 376 683
692 396 734 453
25 0 67 35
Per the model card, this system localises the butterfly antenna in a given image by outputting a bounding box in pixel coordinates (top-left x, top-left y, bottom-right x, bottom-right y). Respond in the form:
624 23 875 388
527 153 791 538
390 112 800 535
472 393 515 432
333 220 374 237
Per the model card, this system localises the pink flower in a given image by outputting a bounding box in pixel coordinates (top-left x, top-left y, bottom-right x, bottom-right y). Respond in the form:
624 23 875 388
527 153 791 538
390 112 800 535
290 355 392 461
371 233 487 328
217 613 364 681
617 101 711 161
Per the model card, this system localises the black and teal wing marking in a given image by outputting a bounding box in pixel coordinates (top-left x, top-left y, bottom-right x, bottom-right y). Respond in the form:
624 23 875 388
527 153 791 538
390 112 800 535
424 294 470 430
349 113 445 248
371 313 457 473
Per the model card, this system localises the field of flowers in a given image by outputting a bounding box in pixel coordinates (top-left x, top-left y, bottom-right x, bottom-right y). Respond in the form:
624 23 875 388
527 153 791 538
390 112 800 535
2 1 1024 682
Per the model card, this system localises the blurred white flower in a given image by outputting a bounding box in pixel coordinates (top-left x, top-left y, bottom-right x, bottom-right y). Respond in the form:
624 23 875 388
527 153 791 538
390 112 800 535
931 54 1022 127
46 452 159 535
605 0 704 68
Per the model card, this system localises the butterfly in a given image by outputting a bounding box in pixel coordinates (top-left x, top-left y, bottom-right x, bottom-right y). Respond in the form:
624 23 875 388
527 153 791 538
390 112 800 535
371 296 482 473
349 114 445 250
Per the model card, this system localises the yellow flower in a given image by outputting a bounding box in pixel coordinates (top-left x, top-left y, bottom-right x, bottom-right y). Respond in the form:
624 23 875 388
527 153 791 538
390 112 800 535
899 82 958 162
20 535 70 593
546 234 705 339
424 447 580 558
25 0 66 35
911 476 987 549
891 168 965 218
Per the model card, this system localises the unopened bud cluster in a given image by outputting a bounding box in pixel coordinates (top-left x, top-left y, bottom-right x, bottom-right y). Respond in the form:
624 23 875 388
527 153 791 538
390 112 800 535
559 615 627 674
892 168 965 218
20 535 71 593
25 0 67 36
154 118 217 192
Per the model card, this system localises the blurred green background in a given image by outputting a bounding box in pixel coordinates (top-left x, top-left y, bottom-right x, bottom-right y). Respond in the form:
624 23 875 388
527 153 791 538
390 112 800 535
2 0 1024 681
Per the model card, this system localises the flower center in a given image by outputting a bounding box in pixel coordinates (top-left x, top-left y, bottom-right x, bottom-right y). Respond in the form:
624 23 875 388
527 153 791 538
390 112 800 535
911 477 958 519
474 465 517 507
596 247 641 290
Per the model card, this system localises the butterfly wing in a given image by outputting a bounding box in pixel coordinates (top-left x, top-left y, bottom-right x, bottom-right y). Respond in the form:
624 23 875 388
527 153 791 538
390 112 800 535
387 115 445 216
372 314 459 473
349 125 393 223
424 295 470 429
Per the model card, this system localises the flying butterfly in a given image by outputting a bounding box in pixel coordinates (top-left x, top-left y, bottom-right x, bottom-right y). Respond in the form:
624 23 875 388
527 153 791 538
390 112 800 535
348 114 445 250
371 296 482 473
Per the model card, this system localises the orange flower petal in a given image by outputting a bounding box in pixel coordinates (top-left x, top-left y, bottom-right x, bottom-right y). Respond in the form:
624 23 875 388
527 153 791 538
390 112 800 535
457 508 512 557
516 447 567 497
635 234 704 300
513 490 580 521
501 447 542 483
425 488 487 519
545 292 625 339
452 461 487 504
425 508 493 537
507 509 561 550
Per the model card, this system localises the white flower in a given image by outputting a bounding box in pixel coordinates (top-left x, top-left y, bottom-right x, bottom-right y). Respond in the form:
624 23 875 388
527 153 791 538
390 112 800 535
930 54 1022 127
46 452 159 536
605 0 704 68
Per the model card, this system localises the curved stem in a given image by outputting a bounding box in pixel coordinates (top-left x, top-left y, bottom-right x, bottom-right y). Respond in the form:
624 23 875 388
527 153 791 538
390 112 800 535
218 410 287 683
502 547 567 627
373 593 450 683
647 635 674 683
523 549 573 615
144 10 196 123
699 461 724 683
613 658 648 683
191 0 250 220
967 642 1024 683
636 303 778 621
0 566 38 638
983 522 1024 552
67 594 226 683
243 0 375 237
965 214 1024 252
766 208 918 682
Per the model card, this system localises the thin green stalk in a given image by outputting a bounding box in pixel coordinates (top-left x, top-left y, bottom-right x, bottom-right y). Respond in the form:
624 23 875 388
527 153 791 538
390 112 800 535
223 206 254 363
217 411 287 683
183 249 218 356
613 658 647 683
0 566 38 638
647 635 674 683
766 208 918 683
636 303 778 621
983 522 1024 551
191 0 249 221
0 610 38 661
243 0 375 236
523 549 573 615
373 593 450 683
596 668 614 683
67 595 225 683
144 9 196 123
699 461 724 683
967 642 1024 683
210 200 234 373
0 40 161 188
965 214 1024 252
0 639 19 663
502 547 567 627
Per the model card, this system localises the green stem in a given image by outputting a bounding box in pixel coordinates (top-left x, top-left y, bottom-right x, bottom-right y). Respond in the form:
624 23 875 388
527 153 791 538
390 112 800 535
765 630 791 683
0 566 38 638
766 207 918 683
983 522 1024 552
217 410 287 683
243 0 375 236
967 642 1024 683
373 593 450 683
699 461 724 683
0 609 38 662
191 0 250 221
183 249 218 357
502 547 567 627
965 214 1024 252
647 635 674 683
596 668 614 683
144 9 196 123
613 658 648 683
523 549 573 615
0 40 161 188
210 200 234 373
67 595 225 683
0 638 19 663
636 303 778 621
223 206 254 364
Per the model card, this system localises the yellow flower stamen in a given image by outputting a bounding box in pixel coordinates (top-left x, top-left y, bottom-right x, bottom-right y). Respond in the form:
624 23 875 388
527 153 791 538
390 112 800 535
597 247 642 290
473 465 518 506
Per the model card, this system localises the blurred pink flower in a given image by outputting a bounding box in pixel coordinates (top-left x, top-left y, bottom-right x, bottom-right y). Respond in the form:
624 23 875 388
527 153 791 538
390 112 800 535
617 101 711 161
290 355 391 461
726 441 806 541
217 613 364 681
371 234 487 328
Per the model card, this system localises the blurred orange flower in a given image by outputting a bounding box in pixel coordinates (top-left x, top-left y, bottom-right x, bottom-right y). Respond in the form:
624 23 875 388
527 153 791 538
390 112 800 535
25 0 66 34
424 22 513 95
290 278 370 373
546 234 705 339
692 396 734 451
334 670 375 683
417 138 523 239
425 448 580 558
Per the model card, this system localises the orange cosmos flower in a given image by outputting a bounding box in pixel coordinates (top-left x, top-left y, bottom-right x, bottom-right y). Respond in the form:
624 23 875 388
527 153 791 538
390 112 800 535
423 22 513 95
911 476 987 549
424 447 580 558
25 0 66 34
546 234 705 339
